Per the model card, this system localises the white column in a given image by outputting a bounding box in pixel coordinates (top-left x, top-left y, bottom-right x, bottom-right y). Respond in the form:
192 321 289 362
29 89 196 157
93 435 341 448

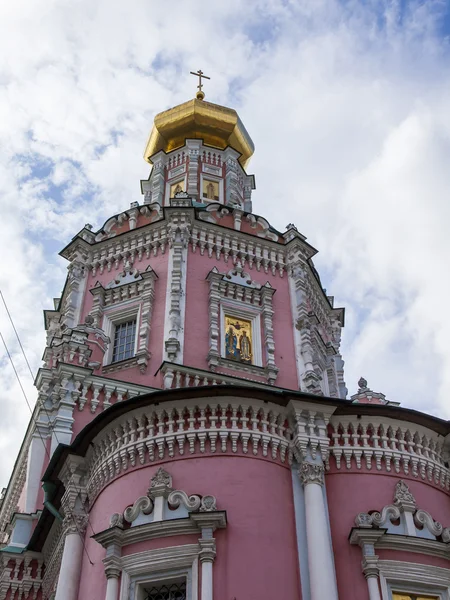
366 575 382 600
105 574 120 600
24 429 49 513
201 560 213 600
55 516 87 600
300 462 339 600
199 532 216 600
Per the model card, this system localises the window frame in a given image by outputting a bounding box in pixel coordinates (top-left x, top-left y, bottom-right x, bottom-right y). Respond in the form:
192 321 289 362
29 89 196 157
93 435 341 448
102 304 141 366
111 319 138 363
118 545 199 600
379 560 450 600
134 571 189 600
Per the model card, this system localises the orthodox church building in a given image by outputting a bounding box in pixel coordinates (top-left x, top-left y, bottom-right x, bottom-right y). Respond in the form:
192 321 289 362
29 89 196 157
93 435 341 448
1 77 450 600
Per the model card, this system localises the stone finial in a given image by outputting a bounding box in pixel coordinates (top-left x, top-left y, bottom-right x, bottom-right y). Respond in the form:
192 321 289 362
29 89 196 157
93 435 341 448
351 377 389 405
358 377 368 390
84 314 95 326
149 467 172 497
393 480 416 512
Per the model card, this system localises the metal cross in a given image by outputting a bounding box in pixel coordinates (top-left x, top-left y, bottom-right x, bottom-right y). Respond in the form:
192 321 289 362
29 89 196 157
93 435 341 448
190 69 211 93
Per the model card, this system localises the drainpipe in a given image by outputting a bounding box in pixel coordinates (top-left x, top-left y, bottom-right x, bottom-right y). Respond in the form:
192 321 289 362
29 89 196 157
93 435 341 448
42 481 63 522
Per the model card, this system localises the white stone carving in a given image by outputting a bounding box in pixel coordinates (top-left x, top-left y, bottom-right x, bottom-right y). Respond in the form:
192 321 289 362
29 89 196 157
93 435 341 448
120 469 218 526
328 417 449 487
123 496 154 524
207 265 278 384
354 478 450 542
85 399 291 501
299 462 325 486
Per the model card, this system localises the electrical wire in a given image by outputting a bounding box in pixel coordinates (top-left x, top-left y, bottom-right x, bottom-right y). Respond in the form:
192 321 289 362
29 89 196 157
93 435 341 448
0 293 95 563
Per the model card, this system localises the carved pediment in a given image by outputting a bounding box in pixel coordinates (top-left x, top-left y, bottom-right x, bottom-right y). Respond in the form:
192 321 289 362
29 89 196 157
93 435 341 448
110 468 218 529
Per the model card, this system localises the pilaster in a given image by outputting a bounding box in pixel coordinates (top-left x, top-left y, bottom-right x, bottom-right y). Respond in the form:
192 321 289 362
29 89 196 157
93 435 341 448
186 140 202 199
223 148 241 208
163 210 190 363
149 151 166 206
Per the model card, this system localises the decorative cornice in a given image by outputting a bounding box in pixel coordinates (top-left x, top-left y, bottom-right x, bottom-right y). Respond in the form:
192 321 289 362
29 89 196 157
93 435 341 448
86 398 291 501
93 513 227 550
328 415 450 488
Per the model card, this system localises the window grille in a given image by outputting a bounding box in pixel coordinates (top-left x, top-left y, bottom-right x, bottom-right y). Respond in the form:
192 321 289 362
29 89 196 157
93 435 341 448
144 582 187 600
111 319 136 362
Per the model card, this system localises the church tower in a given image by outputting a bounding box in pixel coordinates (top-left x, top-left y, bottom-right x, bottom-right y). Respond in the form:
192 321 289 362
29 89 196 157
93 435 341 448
2 77 448 600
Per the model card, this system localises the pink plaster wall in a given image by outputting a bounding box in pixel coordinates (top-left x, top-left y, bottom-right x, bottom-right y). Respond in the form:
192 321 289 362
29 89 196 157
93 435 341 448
78 456 301 600
326 470 450 599
183 248 298 389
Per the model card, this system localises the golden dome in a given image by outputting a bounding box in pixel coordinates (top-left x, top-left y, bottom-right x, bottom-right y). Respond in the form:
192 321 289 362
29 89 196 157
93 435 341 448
143 97 255 169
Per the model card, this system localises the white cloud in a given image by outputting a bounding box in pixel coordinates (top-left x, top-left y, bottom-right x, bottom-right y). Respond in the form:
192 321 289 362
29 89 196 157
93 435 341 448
0 0 449 488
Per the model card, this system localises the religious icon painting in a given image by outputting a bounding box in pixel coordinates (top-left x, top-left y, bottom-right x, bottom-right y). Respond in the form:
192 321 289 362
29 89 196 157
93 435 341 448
202 179 220 201
224 315 253 364
170 180 185 197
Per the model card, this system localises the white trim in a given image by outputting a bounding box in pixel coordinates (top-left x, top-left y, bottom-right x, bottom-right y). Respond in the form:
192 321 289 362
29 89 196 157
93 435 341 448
119 545 199 600
220 302 262 367
102 304 141 365
287 266 305 390
379 560 450 600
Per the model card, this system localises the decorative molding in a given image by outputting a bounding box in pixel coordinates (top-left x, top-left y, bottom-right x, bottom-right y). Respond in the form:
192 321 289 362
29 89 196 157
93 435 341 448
163 211 189 362
94 513 227 551
328 416 450 488
160 361 283 390
0 551 43 600
120 468 218 526
42 520 64 599
207 265 278 384
378 559 450 599
118 545 200 600
354 479 450 543
85 399 291 501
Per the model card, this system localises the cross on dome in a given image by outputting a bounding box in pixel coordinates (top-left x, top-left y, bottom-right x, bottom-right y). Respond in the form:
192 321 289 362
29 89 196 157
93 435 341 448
189 68 210 100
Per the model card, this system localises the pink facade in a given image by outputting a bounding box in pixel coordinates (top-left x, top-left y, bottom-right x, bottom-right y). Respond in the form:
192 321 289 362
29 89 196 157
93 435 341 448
1 93 449 600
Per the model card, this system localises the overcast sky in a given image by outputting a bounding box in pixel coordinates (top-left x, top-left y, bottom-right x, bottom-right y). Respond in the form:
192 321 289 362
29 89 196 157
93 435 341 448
1 0 450 489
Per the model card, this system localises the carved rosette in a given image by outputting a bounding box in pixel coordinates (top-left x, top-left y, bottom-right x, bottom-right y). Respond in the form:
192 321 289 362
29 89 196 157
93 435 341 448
299 462 325 486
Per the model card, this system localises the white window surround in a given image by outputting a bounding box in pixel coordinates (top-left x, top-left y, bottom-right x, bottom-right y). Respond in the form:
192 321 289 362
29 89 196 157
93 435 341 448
378 560 450 600
199 172 224 205
102 304 141 366
220 301 263 367
119 546 199 600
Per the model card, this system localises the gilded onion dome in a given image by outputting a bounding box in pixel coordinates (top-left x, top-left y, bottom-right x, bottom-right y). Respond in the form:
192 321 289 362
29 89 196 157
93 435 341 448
143 96 255 169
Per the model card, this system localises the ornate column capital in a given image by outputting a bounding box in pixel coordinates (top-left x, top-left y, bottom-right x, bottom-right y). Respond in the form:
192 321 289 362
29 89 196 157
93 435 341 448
62 513 89 537
299 461 325 486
